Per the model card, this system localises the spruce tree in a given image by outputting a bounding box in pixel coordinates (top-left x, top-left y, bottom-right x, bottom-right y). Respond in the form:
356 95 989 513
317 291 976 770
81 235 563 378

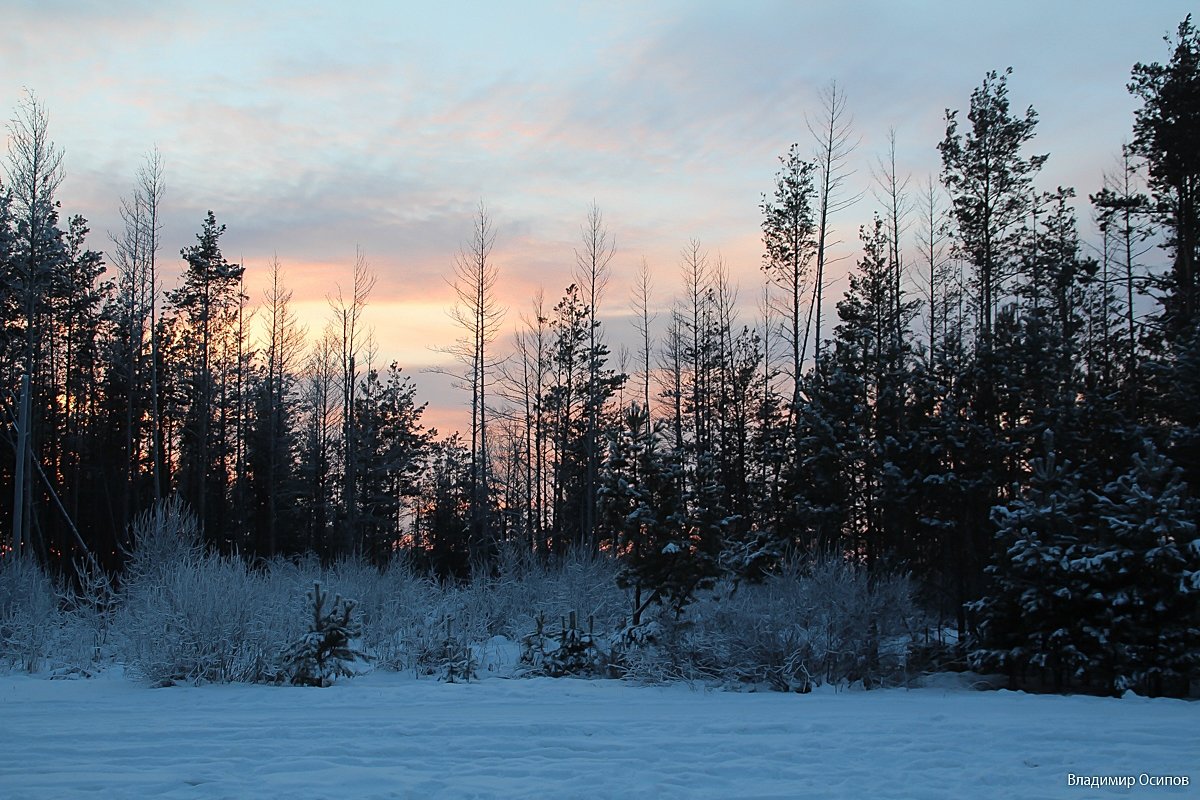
601 405 712 622
971 431 1094 689
1089 443 1199 696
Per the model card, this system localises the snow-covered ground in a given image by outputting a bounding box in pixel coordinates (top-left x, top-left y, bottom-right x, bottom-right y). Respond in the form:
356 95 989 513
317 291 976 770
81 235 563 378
1 668 1195 799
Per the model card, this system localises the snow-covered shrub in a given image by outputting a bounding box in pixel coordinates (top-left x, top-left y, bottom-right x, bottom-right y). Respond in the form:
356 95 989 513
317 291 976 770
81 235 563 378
117 499 289 684
329 557 437 670
533 552 626 635
491 548 627 647
282 582 367 686
120 496 205 587
0 556 61 673
621 557 915 690
58 558 119 672
119 552 284 685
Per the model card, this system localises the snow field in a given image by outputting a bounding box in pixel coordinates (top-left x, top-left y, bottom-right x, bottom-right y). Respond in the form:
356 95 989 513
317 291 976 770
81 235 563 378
1 669 1195 800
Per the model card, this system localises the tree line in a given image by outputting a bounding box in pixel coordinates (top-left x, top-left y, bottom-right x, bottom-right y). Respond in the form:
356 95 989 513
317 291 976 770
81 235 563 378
2 17 1197 695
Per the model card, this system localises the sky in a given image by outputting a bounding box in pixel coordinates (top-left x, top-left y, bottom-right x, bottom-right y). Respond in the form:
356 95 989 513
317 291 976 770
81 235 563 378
2 0 1193 435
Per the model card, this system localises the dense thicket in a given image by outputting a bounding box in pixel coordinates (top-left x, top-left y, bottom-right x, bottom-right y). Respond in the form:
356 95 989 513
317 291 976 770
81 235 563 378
1 18 1196 695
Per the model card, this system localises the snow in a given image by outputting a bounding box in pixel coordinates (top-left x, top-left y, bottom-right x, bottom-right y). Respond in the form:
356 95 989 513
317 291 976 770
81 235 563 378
1 667 1196 799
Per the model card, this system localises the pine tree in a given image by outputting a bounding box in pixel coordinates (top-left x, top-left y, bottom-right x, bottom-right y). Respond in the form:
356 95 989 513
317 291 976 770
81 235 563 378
822 217 919 567
939 68 1047 351
414 435 472 580
352 363 433 562
761 144 817 406
973 433 1199 696
167 211 245 542
1129 15 1200 339
545 283 624 554
939 68 1048 630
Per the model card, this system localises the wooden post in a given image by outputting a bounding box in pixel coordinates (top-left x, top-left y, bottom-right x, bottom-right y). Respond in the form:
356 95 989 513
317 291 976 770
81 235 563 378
11 374 30 556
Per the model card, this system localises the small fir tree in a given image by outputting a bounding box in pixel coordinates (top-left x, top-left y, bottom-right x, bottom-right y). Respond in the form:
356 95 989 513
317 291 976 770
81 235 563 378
433 616 477 683
283 582 366 687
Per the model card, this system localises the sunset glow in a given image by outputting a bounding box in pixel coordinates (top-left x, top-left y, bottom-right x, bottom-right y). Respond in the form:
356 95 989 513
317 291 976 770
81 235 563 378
3 0 1192 434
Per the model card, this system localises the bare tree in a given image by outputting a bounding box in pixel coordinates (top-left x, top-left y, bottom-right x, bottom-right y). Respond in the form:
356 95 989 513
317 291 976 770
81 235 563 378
658 308 686 454
299 326 341 554
6 91 63 378
257 256 306 556
111 148 166 533
1093 146 1154 384
916 176 950 366
630 257 657 422
329 248 375 551
513 291 550 552
573 203 614 552
139 149 166 499
680 239 710 450
807 80 862 369
446 203 505 563
496 288 553 554
5 91 63 555
871 129 913 346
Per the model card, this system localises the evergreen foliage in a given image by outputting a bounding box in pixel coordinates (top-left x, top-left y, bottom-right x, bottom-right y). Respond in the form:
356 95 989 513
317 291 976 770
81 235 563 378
283 582 366 687
1 19 1199 697
426 616 477 683
1129 15 1200 338
520 611 609 677
973 434 1200 695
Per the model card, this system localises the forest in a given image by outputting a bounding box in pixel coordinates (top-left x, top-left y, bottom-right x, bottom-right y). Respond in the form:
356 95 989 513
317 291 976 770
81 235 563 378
1 17 1197 697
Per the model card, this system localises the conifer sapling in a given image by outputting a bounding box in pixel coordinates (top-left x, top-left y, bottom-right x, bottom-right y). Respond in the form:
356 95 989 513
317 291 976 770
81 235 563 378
283 582 367 687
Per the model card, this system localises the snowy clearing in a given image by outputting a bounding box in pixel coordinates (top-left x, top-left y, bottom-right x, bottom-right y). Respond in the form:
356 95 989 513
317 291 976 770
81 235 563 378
1 670 1195 800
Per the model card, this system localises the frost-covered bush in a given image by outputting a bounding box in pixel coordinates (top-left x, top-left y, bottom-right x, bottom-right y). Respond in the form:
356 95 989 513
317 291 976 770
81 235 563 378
120 497 205 587
491 547 627 642
3 555 123 676
527 551 627 635
120 553 286 685
117 500 289 684
621 557 916 691
4 501 922 693
58 558 119 672
0 556 61 673
321 558 439 672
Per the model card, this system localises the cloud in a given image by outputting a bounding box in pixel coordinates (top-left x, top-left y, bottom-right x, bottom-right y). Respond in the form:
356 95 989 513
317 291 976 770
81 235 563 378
4 0 1197 434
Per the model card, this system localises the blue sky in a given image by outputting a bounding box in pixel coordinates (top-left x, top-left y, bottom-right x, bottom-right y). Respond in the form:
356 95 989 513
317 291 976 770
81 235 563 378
3 0 1193 431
